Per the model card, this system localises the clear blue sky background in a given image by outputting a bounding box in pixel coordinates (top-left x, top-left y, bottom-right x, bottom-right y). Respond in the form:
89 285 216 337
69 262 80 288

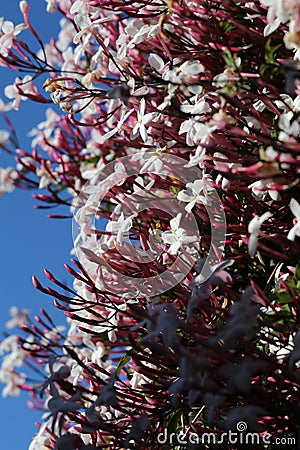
0 1 73 448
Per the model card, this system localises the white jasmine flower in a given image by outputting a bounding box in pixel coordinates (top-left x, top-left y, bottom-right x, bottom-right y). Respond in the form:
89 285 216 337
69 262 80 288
162 213 198 255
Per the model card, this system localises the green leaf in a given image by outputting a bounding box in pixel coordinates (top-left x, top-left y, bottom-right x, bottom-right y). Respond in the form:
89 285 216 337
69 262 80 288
140 64 146 78
294 263 300 283
167 409 184 434
280 304 294 316
116 353 131 376
264 38 281 65
170 185 180 195
54 184 67 194
223 50 235 67
277 292 293 304
220 20 236 34
83 155 100 166
285 280 297 289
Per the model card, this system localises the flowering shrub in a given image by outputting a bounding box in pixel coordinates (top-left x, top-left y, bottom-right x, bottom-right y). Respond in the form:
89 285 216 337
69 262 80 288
0 0 300 448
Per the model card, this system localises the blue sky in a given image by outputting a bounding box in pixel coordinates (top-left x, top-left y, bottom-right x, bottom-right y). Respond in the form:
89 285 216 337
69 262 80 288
0 1 73 447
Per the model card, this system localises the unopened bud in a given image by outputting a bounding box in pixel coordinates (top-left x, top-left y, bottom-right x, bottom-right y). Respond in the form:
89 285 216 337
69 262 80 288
19 1 30 14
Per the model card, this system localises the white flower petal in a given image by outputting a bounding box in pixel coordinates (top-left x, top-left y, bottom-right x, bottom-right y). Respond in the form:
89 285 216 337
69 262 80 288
248 216 260 234
139 123 148 142
169 241 181 255
183 63 203 75
185 200 196 214
181 234 198 244
287 224 300 241
258 211 272 225
148 54 164 72
264 18 281 37
177 190 192 203
74 14 91 30
290 198 300 220
193 179 204 194
2 21 14 34
179 119 193 135
70 0 81 14
4 85 16 100
139 98 146 117
248 233 258 257
162 231 176 245
170 213 182 230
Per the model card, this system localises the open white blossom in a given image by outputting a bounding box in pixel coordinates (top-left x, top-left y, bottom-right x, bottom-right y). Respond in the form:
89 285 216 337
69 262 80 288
179 119 216 146
177 178 213 213
162 213 198 255
131 98 155 142
0 167 16 196
4 75 35 110
180 96 210 115
0 20 27 55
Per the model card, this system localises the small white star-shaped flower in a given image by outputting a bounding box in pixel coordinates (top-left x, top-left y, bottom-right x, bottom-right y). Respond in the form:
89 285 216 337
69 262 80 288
162 213 198 255
131 98 155 142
